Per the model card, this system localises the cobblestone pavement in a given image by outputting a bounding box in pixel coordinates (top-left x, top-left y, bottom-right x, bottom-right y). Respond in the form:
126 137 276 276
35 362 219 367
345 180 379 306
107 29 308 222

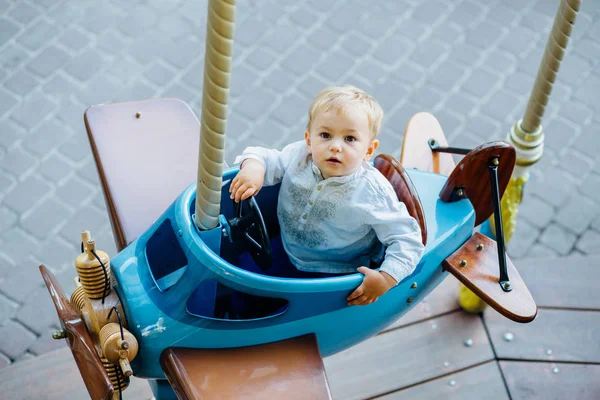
0 0 598 369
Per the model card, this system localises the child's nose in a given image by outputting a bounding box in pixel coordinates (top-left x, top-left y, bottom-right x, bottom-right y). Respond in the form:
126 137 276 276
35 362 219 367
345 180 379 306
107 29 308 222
330 140 342 152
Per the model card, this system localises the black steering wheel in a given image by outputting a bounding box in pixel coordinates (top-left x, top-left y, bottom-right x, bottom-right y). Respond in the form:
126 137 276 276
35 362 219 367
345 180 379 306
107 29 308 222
228 197 272 270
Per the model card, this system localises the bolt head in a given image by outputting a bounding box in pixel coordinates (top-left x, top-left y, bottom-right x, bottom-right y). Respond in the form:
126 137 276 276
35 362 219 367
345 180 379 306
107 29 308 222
448 380 456 387
503 332 514 342
406 297 413 303
456 188 464 197
464 338 473 347
459 260 467 267
135 112 141 119
476 243 484 251
411 282 418 289
52 330 67 340
546 349 553 356
552 367 560 374
492 157 499 166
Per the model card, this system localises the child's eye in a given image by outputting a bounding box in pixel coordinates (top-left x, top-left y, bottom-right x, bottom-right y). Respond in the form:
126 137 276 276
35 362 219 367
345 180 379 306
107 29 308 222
345 136 356 142
320 132 331 139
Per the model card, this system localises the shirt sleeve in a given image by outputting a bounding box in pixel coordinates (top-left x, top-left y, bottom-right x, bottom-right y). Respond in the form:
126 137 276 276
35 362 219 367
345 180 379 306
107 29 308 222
233 141 307 186
364 184 426 284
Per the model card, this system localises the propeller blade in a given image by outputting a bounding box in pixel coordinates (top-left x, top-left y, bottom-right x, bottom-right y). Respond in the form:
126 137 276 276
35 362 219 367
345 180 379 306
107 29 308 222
39 265 114 400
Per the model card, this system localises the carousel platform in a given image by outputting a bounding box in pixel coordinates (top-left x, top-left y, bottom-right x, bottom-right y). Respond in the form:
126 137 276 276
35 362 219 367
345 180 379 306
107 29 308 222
1 253 598 399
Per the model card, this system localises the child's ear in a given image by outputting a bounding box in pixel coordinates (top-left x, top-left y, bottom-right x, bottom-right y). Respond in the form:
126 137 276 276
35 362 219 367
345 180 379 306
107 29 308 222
304 131 312 154
364 139 379 160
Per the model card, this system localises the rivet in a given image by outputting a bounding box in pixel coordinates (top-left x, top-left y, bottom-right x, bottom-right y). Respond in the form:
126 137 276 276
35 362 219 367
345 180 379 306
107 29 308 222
492 158 499 166
135 112 141 119
464 338 473 347
52 330 67 340
431 323 438 330
505 282 511 288
448 380 456 387
456 188 464 197
476 243 484 251
406 297 413 303
444 361 451 367
552 367 559 374
178 230 183 237
459 260 467 267
411 282 418 289
546 349 553 356
503 332 514 342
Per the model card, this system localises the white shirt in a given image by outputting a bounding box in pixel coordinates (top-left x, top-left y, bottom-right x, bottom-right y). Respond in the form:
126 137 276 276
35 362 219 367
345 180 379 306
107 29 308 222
234 140 425 283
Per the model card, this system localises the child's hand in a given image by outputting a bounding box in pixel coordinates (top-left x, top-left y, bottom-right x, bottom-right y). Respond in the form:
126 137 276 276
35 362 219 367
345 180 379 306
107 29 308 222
347 267 397 306
230 159 265 203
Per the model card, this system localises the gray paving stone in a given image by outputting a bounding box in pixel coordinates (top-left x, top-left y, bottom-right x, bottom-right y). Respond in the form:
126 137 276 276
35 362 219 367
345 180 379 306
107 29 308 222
316 51 356 83
448 42 485 67
271 93 308 127
327 6 364 33
75 158 100 185
23 119 67 157
481 89 522 123
0 17 19 47
522 243 557 259
0 88 18 118
554 194 599 235
115 80 156 103
58 27 91 53
4 69 40 98
10 92 57 131
559 53 594 87
307 27 338 51
230 64 260 99
7 2 41 25
539 223 577 256
443 92 477 120
373 36 412 67
93 225 118 258
394 62 425 88
0 294 18 322
576 229 600 255
29 328 67 356
408 85 443 110
160 82 196 104
409 39 449 70
447 1 484 28
411 0 449 25
59 133 92 164
248 118 292 150
96 29 129 56
574 73 600 112
518 194 555 229
483 49 517 77
128 33 170 65
556 101 593 126
355 60 387 85
38 153 73 184
544 117 579 152
245 47 277 71
0 256 42 302
359 11 397 40
33 236 78 274
235 87 277 120
2 146 37 178
504 70 534 96
54 175 94 208
157 14 194 39
16 19 58 51
263 67 296 94
26 45 70 78
507 218 540 259
160 37 200 70
573 37 600 64
431 20 463 45
429 62 466 92
75 74 120 106
43 73 80 100
572 122 600 159
559 149 595 179
64 49 105 82
290 7 318 29
0 320 37 360
236 16 270 48
466 20 506 49
372 81 409 114
282 44 322 76
527 167 578 208
117 5 157 38
0 353 9 369
461 68 499 98
0 172 16 198
0 207 18 233
145 61 178 87
297 74 328 99
21 196 72 240
434 109 463 140
340 33 372 58
16 286 60 335
498 26 537 57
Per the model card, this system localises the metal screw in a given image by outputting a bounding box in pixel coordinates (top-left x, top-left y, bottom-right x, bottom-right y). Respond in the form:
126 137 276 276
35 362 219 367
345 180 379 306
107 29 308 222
464 338 473 347
411 282 418 289
459 260 467 267
503 332 514 342
432 323 438 330
178 230 183 237
121 341 129 350
456 188 464 197
448 380 456 387
546 349 553 356
444 361 451 367
476 243 484 251
491 158 499 166
52 330 67 340
135 112 141 119
552 367 560 374
505 282 511 288
406 297 413 303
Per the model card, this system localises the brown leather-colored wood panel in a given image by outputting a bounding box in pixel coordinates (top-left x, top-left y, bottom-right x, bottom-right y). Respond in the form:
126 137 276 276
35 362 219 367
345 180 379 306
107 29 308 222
0 347 153 400
439 141 515 226
374 154 427 245
500 361 600 400
160 334 332 400
324 312 494 400
486 308 600 362
384 276 460 331
514 254 600 310
375 361 508 400
84 98 201 251
443 233 537 323
400 112 455 176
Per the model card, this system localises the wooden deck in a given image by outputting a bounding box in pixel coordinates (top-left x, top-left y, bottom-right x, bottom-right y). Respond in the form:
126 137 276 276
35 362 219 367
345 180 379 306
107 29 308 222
1 254 598 399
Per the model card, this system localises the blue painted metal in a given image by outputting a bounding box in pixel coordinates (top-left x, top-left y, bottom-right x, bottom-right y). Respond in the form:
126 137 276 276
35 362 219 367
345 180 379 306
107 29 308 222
110 166 475 381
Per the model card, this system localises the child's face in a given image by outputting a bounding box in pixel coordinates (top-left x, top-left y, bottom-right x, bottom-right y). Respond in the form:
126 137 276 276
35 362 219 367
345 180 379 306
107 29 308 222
305 106 379 179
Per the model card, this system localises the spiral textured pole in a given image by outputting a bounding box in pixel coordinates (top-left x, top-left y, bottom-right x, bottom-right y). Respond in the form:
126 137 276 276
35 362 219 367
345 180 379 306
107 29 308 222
195 0 236 230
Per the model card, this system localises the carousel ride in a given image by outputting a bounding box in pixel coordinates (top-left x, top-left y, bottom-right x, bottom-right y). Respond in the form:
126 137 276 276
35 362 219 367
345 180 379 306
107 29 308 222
38 0 581 399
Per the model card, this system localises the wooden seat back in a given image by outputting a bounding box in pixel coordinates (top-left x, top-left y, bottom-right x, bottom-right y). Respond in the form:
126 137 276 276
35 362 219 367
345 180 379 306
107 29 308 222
374 154 427 245
84 98 202 251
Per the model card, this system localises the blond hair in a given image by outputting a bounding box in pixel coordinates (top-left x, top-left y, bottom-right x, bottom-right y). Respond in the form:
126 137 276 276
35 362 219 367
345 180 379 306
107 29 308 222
307 85 384 137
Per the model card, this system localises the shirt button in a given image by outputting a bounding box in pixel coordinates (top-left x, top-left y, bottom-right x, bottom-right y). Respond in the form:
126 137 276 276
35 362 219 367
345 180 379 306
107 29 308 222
308 200 313 206
317 185 322 191
302 214 308 219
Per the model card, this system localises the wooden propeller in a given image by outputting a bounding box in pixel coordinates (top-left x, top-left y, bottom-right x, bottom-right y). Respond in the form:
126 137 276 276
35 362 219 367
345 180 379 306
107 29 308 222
39 265 114 400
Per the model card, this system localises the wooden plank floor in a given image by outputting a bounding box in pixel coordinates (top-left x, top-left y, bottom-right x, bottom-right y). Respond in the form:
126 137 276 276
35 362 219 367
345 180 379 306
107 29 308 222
1 254 598 399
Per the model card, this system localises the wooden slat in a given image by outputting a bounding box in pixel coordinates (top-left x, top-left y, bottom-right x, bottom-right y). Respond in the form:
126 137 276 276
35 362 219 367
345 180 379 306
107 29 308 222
514 254 600 310
385 276 460 331
0 347 153 400
375 361 508 400
485 308 600 362
500 361 600 400
324 312 494 400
